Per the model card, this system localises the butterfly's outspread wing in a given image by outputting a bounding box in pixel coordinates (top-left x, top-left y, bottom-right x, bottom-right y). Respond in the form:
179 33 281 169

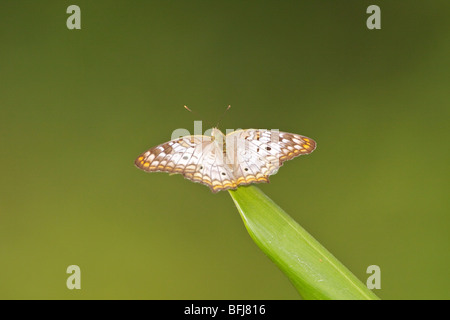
224 129 316 189
135 134 237 193
135 128 316 193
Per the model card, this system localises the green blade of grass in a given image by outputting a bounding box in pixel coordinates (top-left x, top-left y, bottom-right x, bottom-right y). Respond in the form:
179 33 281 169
228 185 380 300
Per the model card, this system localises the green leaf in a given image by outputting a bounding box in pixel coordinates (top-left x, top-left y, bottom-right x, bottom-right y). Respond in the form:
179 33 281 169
228 185 380 300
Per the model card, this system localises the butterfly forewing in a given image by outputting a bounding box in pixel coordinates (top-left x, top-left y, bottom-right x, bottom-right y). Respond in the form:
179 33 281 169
134 135 212 174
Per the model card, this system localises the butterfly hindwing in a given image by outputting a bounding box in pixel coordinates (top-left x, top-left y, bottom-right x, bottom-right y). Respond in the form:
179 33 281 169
182 138 237 193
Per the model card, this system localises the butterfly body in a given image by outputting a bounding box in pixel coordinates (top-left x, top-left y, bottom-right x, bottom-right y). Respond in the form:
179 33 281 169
135 128 316 193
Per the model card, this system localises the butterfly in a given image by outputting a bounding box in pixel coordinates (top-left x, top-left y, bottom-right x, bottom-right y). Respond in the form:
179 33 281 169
135 128 316 193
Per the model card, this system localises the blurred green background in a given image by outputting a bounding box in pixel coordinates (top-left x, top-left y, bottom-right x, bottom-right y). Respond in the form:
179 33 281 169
1 1 449 299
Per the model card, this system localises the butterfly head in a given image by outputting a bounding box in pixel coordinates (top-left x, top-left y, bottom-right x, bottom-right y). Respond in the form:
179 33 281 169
210 127 225 140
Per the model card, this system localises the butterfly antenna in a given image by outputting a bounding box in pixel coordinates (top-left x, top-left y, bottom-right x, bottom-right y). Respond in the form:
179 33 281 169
215 105 231 128
184 105 230 130
184 105 204 122
184 105 197 114
185 105 213 134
